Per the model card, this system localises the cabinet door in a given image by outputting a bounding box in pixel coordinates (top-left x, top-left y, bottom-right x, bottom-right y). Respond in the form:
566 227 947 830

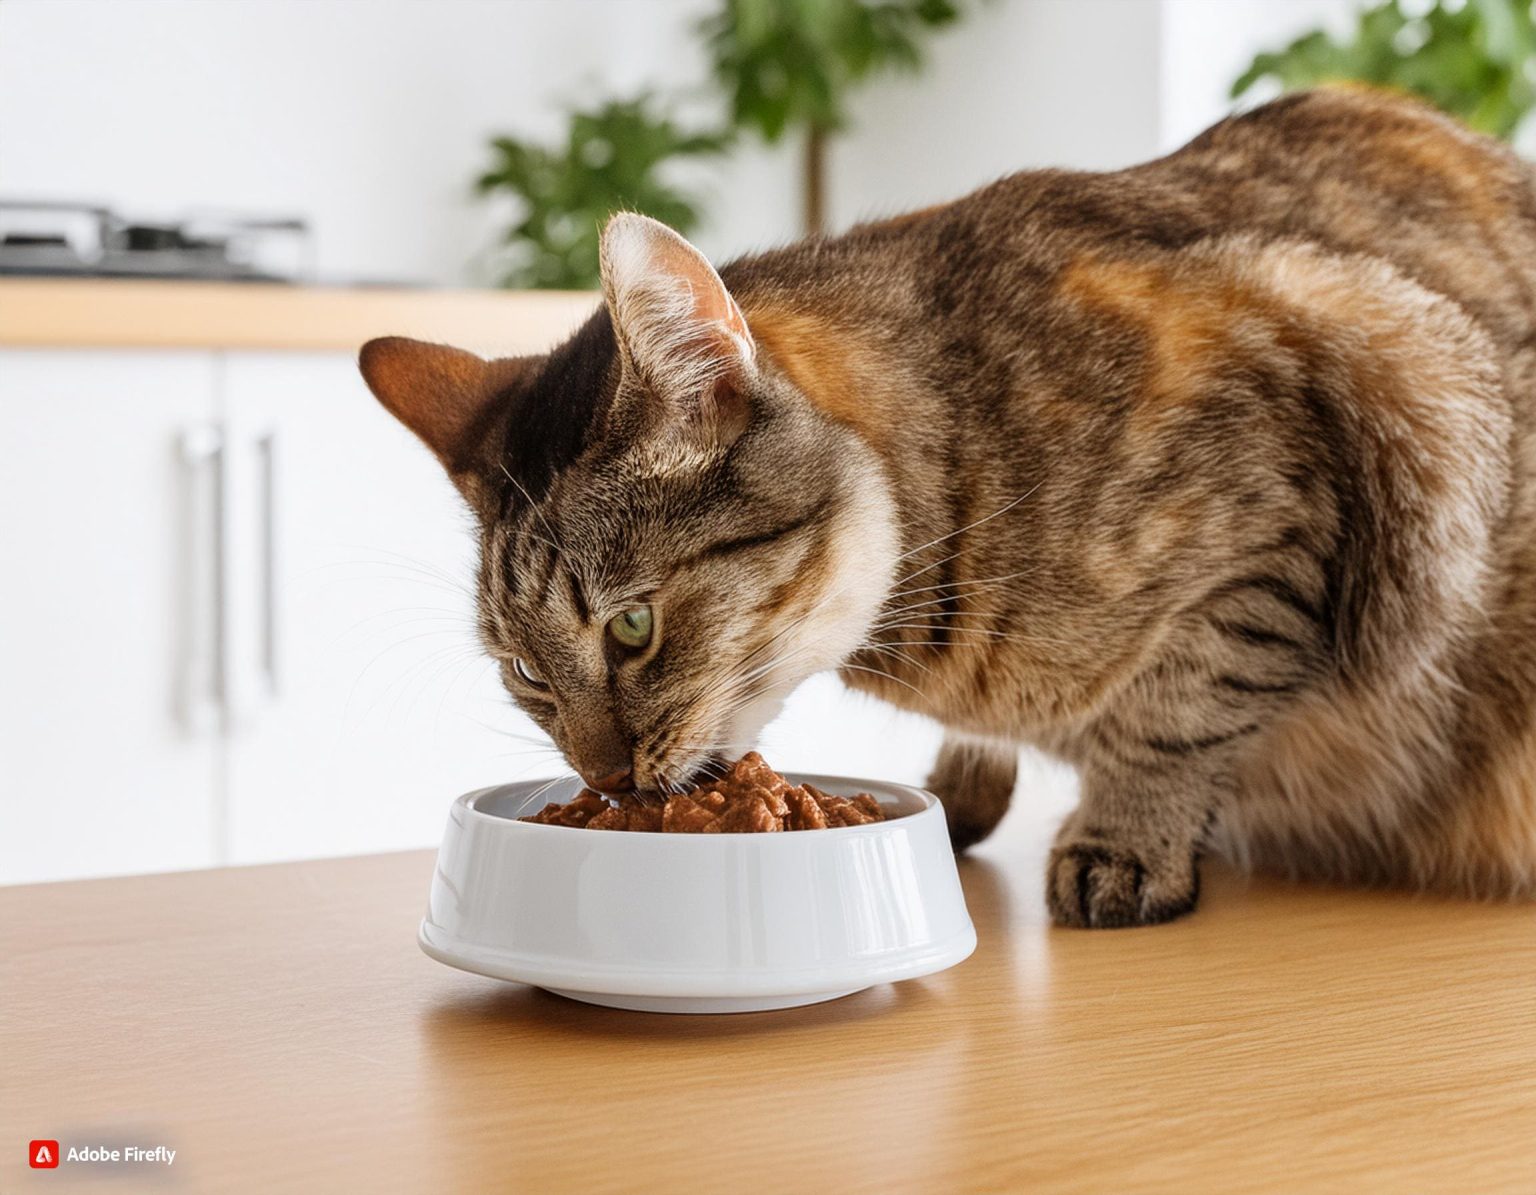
0 349 220 883
219 353 546 864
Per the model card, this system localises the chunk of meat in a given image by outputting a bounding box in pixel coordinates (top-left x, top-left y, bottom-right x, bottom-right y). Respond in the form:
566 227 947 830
519 753 887 832
786 788 830 831
705 795 781 834
662 794 720 833
525 789 610 828
585 805 628 831
620 799 664 833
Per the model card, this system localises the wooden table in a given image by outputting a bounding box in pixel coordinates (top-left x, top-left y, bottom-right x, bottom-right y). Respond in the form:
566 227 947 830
4 803 1534 1194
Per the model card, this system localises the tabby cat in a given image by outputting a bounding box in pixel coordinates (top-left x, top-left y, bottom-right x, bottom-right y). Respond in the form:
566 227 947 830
361 88 1536 927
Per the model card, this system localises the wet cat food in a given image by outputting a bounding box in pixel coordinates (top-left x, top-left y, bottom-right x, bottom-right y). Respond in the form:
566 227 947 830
520 751 886 833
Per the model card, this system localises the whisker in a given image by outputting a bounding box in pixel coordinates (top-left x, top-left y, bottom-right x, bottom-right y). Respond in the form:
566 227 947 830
508 774 577 819
883 575 1017 602
344 634 483 724
326 546 477 595
838 662 929 698
874 623 1008 638
890 488 1039 570
500 464 568 557
878 576 1036 615
639 500 1044 781
858 641 935 674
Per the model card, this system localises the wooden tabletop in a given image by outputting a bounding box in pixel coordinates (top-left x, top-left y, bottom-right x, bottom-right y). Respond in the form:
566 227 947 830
3 802 1534 1194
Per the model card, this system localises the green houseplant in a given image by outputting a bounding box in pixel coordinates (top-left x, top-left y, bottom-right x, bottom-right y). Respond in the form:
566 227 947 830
1233 0 1536 139
474 94 727 290
699 0 963 234
476 0 967 288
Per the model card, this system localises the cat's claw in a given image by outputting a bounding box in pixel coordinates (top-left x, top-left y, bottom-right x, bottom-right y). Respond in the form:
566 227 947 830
1046 837 1199 928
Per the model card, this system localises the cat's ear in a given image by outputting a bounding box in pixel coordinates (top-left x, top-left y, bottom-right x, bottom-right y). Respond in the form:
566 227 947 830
599 213 754 446
359 337 526 506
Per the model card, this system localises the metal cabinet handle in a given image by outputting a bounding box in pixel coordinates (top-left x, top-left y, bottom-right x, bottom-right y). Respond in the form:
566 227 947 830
176 424 225 734
255 429 280 701
219 421 281 732
178 413 281 739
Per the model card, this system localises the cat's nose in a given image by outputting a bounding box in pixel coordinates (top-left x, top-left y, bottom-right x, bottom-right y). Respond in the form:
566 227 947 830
570 717 634 792
584 768 634 794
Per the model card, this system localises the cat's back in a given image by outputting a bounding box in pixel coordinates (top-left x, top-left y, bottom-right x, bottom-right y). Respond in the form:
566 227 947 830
1144 86 1536 348
742 87 1536 367
844 85 1536 462
887 87 1536 348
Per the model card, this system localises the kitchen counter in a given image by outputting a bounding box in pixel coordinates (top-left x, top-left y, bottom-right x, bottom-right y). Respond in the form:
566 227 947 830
3 805 1534 1193
0 278 598 354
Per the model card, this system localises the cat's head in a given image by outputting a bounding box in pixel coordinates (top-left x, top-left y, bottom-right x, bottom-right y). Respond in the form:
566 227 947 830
360 214 897 793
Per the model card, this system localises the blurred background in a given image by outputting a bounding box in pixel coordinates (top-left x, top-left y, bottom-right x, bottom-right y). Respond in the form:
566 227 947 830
4 0 1533 884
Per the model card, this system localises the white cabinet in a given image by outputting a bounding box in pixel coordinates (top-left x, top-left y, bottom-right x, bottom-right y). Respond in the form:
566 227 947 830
0 350 221 883
217 353 540 863
0 348 540 884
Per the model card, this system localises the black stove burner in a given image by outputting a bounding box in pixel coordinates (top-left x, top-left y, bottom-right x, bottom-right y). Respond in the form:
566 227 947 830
0 200 311 282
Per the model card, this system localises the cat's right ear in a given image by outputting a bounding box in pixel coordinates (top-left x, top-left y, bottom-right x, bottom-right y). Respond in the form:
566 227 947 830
359 337 523 508
599 213 755 452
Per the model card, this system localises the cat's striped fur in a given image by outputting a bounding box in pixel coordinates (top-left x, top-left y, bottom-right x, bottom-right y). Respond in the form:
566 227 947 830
362 87 1536 926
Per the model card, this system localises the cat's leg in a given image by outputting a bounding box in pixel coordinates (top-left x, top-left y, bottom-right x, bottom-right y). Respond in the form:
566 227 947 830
1047 615 1316 928
926 734 1018 852
1046 750 1218 929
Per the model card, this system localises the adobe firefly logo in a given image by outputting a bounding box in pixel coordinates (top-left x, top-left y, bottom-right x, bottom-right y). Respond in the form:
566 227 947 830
29 1140 60 1169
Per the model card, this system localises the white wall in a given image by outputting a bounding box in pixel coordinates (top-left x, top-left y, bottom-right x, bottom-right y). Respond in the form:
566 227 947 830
1159 0 1359 151
830 0 1164 230
0 0 765 286
2 0 1196 286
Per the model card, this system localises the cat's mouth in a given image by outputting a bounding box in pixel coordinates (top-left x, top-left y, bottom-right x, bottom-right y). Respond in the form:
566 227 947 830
642 750 732 798
635 677 787 795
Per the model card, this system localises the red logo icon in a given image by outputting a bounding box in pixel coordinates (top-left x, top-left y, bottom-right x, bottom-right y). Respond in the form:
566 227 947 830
29 1140 60 1168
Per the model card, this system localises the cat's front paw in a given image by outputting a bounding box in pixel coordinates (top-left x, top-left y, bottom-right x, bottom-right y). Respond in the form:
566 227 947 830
1046 826 1199 929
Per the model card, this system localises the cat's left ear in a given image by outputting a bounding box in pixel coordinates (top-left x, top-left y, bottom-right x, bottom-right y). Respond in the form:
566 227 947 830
599 212 754 445
358 337 535 515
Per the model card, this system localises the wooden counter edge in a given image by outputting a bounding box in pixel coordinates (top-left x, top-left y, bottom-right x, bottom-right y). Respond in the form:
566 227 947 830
0 278 600 355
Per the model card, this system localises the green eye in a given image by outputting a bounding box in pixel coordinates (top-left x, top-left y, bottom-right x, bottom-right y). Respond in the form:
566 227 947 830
607 605 654 650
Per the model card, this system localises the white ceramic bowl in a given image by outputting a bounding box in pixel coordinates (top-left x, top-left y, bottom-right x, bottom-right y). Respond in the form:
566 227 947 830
419 773 976 1014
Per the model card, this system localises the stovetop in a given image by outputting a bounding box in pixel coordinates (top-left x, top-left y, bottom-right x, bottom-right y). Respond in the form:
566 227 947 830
0 200 313 282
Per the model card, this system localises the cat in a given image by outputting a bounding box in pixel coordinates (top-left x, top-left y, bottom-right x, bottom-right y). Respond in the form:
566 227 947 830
361 86 1536 927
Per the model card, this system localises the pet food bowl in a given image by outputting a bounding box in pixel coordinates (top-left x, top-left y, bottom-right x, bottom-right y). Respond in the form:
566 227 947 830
418 773 976 1014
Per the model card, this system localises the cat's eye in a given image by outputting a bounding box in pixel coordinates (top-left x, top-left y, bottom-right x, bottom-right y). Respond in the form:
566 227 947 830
607 605 654 650
512 657 548 689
